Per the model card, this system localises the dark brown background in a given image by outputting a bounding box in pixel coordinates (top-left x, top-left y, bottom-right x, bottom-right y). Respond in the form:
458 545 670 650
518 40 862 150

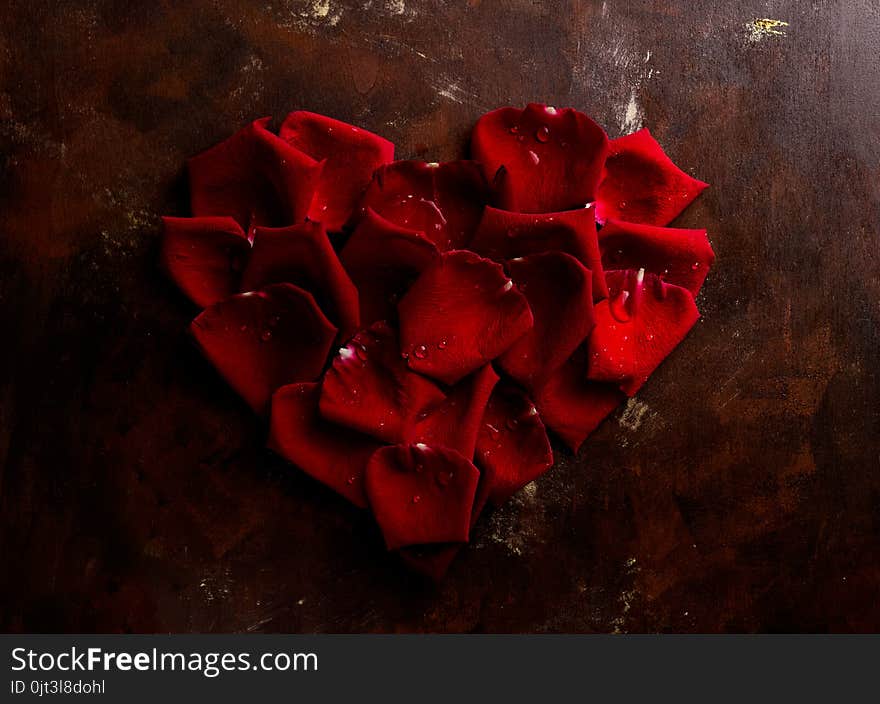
1 0 878 633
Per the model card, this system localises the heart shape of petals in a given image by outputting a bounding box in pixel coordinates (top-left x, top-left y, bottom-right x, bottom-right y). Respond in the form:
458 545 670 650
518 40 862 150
164 104 713 579
365 444 481 550
356 160 490 251
190 283 337 414
472 103 609 213
160 216 250 308
587 270 700 395
398 250 534 385
241 221 360 340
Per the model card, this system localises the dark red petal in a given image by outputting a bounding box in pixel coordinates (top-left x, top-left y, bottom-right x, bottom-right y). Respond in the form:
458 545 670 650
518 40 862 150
356 160 490 251
187 117 324 232
319 321 446 444
596 128 708 226
339 209 439 326
469 205 608 299
365 444 480 550
598 218 715 296
190 283 337 414
413 364 499 460
498 253 595 387
279 111 394 232
240 221 359 340
268 383 381 508
398 251 533 385
476 382 553 506
587 269 700 395
471 103 609 213
160 216 250 308
531 346 625 452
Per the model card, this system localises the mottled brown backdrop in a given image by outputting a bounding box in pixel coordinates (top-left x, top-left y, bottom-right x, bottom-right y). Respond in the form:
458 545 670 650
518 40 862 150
1 0 879 632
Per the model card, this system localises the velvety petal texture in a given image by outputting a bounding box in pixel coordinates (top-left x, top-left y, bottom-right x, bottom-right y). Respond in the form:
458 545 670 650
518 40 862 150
190 284 337 414
472 103 609 213
596 128 708 226
160 216 250 308
398 251 534 385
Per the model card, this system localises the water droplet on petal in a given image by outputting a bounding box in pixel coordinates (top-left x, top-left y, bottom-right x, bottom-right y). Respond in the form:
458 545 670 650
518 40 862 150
691 261 701 271
413 344 428 359
506 417 518 430
509 125 519 135
239 324 248 332
535 125 550 142
346 476 356 485
437 339 448 350
528 150 540 165
412 494 421 504
260 329 273 342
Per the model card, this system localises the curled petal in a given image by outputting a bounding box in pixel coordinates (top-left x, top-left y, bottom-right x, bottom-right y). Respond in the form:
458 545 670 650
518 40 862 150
598 218 715 296
398 251 533 385
498 253 596 387
268 383 381 508
365 444 480 550
160 216 250 308
188 117 323 232
279 111 394 231
588 270 700 395
469 205 607 299
413 364 499 460
319 321 446 444
596 128 708 226
240 221 359 340
190 284 337 414
476 382 553 506
339 209 439 326
531 346 625 452
357 160 490 250
471 103 609 213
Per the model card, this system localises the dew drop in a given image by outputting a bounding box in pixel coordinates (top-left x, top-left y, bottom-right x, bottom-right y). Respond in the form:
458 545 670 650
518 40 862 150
437 339 448 350
413 344 428 359
691 261 701 271
535 125 550 143
260 329 273 342
346 476 356 485
508 125 519 135
412 494 421 504
505 417 518 430
528 150 540 165
239 324 248 332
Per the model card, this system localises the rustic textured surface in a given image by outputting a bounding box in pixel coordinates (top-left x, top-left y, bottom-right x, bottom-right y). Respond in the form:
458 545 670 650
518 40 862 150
2 0 879 633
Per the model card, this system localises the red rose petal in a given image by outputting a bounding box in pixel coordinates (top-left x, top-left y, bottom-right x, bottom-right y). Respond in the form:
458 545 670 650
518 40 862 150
413 364 499 460
240 221 359 340
469 205 607 299
160 216 250 308
279 111 394 232
190 283 337 414
531 346 625 452
596 128 708 226
398 251 533 385
357 160 490 251
188 117 324 232
268 383 381 508
319 321 446 444
365 444 480 550
476 382 553 506
498 253 596 387
598 218 715 296
471 103 609 213
339 208 439 326
587 269 700 395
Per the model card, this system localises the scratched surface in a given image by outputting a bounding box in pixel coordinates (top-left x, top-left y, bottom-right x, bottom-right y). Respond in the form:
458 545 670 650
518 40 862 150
2 0 879 633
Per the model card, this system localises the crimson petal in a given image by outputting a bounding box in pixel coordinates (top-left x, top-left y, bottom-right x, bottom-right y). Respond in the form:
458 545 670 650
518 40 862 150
356 160 489 251
469 205 607 299
188 117 323 232
365 444 480 550
531 346 625 452
498 253 596 387
596 128 708 226
339 209 439 327
598 218 715 296
319 321 446 444
413 364 499 460
587 270 700 395
268 383 381 508
476 382 553 506
471 103 609 213
279 111 394 232
160 216 250 308
190 283 337 414
240 221 359 340
398 251 533 385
